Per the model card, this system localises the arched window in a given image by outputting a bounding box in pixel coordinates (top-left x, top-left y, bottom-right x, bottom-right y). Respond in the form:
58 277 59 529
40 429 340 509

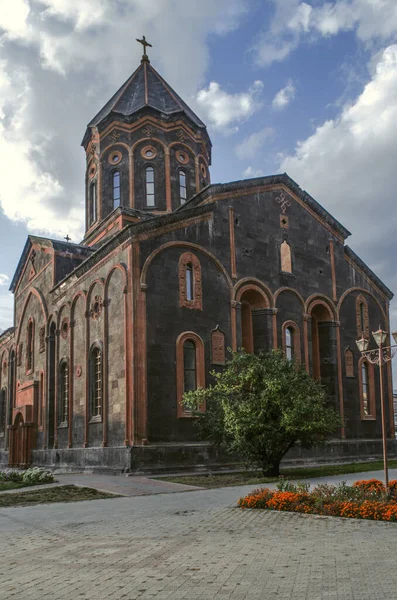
280 241 292 273
89 181 97 225
179 253 202 310
58 360 69 425
90 344 102 420
145 166 155 207
285 327 294 360
179 170 187 205
176 333 205 417
26 319 34 372
112 171 121 209
282 321 301 363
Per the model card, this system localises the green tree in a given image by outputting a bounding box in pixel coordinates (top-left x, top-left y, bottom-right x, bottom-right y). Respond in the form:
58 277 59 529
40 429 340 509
183 350 342 476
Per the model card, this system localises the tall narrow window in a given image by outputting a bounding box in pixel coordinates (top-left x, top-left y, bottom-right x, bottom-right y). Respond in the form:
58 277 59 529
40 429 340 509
26 320 34 372
90 345 102 419
356 295 369 338
285 327 293 360
59 360 69 425
89 181 97 224
184 340 196 393
39 371 44 427
112 171 121 208
186 263 193 301
179 170 187 205
362 362 369 417
145 166 155 207
179 253 202 310
176 332 205 418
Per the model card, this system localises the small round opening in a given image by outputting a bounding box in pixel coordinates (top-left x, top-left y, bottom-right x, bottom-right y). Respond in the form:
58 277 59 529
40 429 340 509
112 154 120 163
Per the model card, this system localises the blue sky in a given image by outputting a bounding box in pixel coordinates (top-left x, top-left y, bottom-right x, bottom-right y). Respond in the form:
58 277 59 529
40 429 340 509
1 0 397 334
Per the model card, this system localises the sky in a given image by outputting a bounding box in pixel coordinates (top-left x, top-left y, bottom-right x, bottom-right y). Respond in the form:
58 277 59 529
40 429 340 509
1 0 397 337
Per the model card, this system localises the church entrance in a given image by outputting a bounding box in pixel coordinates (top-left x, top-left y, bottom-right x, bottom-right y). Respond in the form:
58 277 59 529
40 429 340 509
240 289 269 353
8 413 29 467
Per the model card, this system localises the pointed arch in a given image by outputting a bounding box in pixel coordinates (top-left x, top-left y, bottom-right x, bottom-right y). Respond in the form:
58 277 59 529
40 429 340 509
16 287 48 345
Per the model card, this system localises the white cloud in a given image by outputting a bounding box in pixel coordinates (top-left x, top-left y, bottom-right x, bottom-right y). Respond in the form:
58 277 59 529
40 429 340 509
0 0 246 239
235 127 273 159
0 274 10 286
279 44 397 294
272 80 296 110
243 166 265 178
0 290 13 330
255 0 397 67
196 80 264 132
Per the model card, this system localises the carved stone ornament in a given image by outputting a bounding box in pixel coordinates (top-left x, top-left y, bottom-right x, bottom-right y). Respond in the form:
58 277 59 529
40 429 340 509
90 295 103 320
177 130 186 142
76 365 82 378
275 191 291 215
179 252 202 310
17 343 23 367
142 125 155 137
60 318 69 339
2 360 7 374
211 326 225 365
356 294 369 338
110 130 120 143
39 326 46 353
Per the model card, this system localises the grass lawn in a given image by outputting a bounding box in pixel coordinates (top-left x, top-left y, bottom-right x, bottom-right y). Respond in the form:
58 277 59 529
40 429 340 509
0 485 119 508
157 459 397 489
0 482 31 492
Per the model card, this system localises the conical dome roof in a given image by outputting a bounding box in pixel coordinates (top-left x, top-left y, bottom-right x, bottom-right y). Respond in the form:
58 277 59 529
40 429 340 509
86 60 206 132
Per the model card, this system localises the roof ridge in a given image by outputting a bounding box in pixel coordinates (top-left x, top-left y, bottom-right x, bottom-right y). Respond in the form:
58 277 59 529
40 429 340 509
108 63 143 116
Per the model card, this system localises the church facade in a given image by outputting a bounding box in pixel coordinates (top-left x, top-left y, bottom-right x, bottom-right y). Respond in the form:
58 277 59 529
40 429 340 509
0 46 395 472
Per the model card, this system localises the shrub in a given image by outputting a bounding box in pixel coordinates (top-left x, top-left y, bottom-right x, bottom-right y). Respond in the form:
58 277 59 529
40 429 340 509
353 479 385 495
21 467 54 485
0 469 24 482
388 480 397 496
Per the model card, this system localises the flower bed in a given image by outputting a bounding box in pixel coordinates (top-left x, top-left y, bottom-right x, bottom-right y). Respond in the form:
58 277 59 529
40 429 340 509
238 479 397 522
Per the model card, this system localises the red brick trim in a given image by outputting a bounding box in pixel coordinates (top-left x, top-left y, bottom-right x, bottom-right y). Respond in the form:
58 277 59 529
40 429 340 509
337 287 387 324
25 318 34 375
179 252 202 310
176 332 205 418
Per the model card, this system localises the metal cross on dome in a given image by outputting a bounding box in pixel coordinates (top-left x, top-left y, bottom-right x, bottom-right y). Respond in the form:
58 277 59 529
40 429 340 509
136 35 152 60
64 235 71 243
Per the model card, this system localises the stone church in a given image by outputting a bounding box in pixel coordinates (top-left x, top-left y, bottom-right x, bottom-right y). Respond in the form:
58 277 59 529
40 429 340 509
0 42 395 472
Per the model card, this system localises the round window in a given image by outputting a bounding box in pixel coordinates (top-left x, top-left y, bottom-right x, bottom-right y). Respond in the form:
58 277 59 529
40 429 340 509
108 150 122 165
176 151 189 165
140 145 157 160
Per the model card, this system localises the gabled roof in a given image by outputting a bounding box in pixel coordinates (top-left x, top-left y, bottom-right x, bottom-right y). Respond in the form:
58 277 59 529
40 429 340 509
9 236 93 293
177 173 352 241
84 60 207 141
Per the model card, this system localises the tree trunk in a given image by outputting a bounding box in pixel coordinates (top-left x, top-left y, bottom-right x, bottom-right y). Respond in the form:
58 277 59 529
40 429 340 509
262 462 280 477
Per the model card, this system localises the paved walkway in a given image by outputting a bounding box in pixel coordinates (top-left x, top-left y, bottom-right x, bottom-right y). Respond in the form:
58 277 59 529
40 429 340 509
1 469 397 599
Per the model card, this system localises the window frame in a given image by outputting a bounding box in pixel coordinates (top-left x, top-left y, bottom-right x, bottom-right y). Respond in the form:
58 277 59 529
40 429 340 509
176 332 205 418
89 342 103 422
178 252 202 310
281 321 301 363
179 169 187 205
89 180 97 226
26 318 34 374
112 169 121 209
58 359 69 427
145 165 155 207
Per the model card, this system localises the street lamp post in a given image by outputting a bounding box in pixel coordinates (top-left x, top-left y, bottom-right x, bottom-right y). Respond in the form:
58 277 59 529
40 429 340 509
356 328 397 490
